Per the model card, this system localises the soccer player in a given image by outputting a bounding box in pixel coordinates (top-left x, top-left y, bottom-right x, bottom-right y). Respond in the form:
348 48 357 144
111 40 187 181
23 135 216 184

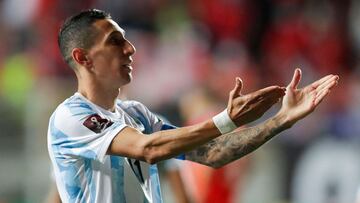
48 9 339 203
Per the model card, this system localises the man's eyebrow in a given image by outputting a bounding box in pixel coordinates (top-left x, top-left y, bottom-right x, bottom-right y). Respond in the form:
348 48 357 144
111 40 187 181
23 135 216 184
108 30 125 38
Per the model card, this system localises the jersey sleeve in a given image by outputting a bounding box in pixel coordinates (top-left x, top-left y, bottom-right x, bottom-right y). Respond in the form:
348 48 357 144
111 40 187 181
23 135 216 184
49 103 127 163
123 101 176 132
125 101 185 160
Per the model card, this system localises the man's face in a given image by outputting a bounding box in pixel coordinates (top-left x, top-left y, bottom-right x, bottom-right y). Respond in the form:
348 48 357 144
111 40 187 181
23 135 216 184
86 18 136 88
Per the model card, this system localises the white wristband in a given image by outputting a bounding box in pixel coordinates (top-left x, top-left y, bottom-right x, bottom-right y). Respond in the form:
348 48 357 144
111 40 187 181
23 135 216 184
212 109 237 134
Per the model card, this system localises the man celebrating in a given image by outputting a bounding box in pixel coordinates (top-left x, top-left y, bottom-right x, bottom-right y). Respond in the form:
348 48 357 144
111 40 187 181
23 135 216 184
48 9 339 203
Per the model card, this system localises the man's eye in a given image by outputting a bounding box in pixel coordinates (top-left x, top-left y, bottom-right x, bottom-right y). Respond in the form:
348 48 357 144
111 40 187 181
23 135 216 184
110 38 123 45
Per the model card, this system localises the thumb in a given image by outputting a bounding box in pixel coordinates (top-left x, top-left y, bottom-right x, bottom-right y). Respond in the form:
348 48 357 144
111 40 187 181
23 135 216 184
232 77 243 97
289 68 302 89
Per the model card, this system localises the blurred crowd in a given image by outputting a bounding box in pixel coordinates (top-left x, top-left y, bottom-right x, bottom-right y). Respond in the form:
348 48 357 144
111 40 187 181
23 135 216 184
0 0 360 203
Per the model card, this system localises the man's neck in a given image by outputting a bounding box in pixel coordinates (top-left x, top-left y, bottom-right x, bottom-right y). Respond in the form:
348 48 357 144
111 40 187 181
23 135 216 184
78 84 120 112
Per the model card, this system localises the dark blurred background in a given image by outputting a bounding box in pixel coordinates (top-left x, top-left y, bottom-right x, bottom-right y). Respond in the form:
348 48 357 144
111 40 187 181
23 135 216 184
0 0 360 203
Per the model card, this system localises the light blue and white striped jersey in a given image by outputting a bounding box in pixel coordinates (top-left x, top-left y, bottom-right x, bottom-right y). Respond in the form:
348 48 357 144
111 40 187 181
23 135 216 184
47 92 177 203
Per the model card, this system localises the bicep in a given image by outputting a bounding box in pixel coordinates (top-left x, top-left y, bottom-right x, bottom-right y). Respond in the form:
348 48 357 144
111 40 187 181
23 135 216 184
107 126 150 161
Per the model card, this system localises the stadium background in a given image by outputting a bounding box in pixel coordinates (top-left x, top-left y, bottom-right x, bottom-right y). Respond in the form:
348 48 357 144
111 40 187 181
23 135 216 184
0 0 359 202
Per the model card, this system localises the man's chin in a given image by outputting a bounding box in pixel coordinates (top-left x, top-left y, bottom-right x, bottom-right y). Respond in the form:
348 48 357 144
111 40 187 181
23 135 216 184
121 75 132 86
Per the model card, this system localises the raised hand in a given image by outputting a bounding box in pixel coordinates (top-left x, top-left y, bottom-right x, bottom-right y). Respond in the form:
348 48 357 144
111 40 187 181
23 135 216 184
277 68 339 126
227 77 286 126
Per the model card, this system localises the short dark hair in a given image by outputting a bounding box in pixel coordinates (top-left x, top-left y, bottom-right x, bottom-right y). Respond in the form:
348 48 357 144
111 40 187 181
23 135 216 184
58 9 111 69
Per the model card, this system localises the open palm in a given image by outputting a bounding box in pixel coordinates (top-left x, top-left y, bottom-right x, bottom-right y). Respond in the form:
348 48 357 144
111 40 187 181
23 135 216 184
279 69 339 126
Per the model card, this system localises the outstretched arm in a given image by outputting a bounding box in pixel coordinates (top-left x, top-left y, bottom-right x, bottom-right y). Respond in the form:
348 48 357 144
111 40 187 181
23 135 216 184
185 114 287 168
108 79 285 164
186 68 339 168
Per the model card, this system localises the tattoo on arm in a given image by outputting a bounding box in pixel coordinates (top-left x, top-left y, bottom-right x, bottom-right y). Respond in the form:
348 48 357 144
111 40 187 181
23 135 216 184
185 117 288 168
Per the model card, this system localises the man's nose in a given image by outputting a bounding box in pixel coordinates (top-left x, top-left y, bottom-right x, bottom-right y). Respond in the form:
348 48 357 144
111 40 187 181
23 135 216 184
123 40 136 56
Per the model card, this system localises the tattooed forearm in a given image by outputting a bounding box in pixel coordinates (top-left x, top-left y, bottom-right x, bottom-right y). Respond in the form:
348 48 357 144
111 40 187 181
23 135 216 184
185 115 289 168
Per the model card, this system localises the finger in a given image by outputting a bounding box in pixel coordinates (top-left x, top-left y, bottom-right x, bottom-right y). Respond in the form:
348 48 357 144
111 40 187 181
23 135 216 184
254 86 286 100
232 77 243 97
308 74 335 90
265 86 286 99
261 87 285 103
289 68 302 89
314 88 330 106
252 86 286 105
316 77 338 92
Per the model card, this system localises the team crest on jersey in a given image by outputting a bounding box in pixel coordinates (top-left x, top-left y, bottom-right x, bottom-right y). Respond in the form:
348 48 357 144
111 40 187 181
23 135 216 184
83 114 113 133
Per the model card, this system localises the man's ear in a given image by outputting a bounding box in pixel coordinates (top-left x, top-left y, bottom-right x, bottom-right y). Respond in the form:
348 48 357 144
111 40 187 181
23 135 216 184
72 48 92 69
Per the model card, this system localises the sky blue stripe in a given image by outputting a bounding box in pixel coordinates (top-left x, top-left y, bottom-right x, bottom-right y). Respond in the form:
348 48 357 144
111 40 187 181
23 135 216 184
64 98 94 116
130 108 163 203
150 165 162 203
50 113 86 202
111 156 126 203
84 159 96 203
133 108 152 134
